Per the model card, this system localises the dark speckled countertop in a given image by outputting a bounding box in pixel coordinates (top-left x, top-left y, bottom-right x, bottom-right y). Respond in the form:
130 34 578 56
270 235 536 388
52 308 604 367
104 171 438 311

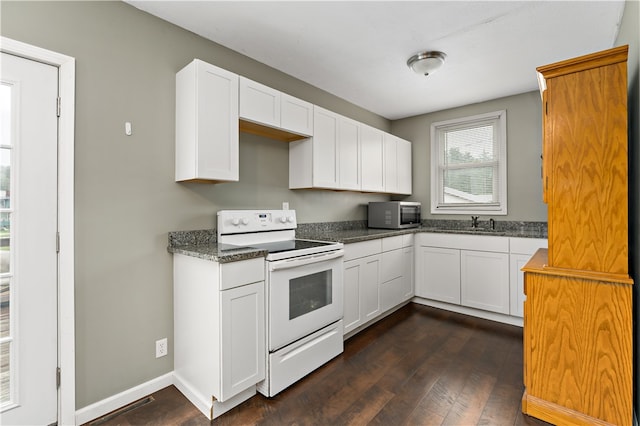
168 220 547 263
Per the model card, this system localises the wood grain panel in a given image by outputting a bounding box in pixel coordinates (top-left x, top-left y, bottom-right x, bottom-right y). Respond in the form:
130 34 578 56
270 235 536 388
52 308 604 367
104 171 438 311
523 270 632 425
545 60 628 275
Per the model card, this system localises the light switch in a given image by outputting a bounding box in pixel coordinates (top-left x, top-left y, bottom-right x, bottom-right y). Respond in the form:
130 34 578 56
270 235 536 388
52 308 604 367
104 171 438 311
125 122 132 136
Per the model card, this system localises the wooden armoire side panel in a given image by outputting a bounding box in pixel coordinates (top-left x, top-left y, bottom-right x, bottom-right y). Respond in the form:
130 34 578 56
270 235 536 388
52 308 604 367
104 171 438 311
546 61 628 275
525 272 633 426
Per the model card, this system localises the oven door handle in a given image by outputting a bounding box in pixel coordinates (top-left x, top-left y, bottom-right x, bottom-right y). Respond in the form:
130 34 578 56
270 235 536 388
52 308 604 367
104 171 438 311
268 249 344 271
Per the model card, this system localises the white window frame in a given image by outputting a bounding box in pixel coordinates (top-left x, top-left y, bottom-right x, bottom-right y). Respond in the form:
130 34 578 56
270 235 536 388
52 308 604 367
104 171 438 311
430 110 507 215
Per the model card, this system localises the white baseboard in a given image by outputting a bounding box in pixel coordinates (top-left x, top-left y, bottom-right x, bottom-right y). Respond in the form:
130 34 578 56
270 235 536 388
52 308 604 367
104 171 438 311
75 372 173 425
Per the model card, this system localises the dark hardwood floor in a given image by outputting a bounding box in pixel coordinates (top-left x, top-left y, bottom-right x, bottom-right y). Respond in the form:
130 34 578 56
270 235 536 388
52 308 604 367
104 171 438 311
86 304 551 426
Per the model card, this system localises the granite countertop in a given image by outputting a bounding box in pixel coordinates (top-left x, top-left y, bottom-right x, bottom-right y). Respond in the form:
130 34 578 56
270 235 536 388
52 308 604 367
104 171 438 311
168 220 547 263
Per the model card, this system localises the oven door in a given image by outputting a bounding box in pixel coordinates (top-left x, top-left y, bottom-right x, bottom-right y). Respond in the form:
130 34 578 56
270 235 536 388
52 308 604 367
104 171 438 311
267 249 344 351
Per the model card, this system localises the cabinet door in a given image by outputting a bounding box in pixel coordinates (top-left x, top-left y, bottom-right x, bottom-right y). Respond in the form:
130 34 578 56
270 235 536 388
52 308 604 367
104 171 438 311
343 260 363 335
509 254 531 318
461 250 509 314
397 138 412 195
220 281 265 401
176 59 239 182
380 249 404 312
361 254 381 322
360 125 385 192
415 246 460 304
401 246 414 301
239 77 280 128
281 93 313 136
312 107 339 189
383 134 398 194
338 117 361 191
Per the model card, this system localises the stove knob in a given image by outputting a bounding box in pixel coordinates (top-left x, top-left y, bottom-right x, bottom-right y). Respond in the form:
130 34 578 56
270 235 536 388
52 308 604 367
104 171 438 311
280 216 287 223
231 218 240 226
241 217 250 225
287 216 294 223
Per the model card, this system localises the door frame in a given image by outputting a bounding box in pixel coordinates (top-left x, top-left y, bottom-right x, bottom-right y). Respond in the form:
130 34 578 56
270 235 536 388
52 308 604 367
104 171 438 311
1 36 75 425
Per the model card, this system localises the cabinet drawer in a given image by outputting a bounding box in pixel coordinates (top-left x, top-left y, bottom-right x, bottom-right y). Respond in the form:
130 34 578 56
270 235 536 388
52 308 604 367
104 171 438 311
382 235 403 252
344 239 382 261
510 237 547 255
402 233 414 247
220 257 265 290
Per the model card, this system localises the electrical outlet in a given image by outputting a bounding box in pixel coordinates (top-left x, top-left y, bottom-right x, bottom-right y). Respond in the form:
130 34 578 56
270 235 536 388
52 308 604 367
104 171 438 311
155 338 168 358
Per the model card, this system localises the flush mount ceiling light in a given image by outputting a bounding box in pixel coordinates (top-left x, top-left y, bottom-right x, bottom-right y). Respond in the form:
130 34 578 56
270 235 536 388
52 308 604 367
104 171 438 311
407 51 447 76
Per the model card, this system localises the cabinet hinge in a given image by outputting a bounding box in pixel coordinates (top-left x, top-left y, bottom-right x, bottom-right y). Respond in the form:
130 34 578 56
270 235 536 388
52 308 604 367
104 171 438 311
56 97 61 117
56 367 61 389
56 232 60 253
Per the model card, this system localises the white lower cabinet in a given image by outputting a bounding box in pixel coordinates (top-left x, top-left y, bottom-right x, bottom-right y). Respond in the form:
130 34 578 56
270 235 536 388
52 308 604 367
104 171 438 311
343 235 414 336
173 254 265 419
415 234 548 320
343 239 381 335
509 237 548 317
415 233 510 315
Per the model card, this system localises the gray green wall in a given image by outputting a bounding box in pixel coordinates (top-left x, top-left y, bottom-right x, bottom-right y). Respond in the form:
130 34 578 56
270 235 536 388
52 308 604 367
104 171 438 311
0 1 390 409
391 91 547 222
615 0 639 419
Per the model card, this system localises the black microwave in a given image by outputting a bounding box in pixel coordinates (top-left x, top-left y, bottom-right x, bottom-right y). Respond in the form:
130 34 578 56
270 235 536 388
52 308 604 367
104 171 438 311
368 202 421 229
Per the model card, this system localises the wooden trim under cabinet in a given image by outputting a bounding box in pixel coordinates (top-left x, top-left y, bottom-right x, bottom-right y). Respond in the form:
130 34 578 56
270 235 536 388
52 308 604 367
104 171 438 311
240 119 309 143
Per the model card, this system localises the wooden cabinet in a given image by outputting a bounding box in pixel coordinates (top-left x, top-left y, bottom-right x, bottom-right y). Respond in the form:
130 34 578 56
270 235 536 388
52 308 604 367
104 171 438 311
522 46 633 426
239 77 313 138
175 59 239 183
173 255 265 419
540 47 629 276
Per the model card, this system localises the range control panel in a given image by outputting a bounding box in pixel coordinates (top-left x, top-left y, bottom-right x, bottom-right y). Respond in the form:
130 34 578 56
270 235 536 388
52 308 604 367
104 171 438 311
217 209 297 235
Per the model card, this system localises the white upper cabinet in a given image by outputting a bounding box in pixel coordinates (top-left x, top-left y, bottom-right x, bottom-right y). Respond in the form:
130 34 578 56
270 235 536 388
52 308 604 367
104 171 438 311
290 106 360 190
360 124 385 192
384 133 412 195
281 93 314 136
239 77 313 137
176 59 239 182
384 134 399 193
176 59 411 192
239 77 280 128
312 106 340 189
338 116 361 191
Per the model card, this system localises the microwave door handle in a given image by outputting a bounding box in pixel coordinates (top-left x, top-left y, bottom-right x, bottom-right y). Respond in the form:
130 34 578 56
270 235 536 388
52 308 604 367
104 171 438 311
269 249 344 272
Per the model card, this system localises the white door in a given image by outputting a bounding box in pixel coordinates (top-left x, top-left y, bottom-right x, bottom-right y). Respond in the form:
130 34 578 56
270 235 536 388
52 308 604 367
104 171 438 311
0 52 59 425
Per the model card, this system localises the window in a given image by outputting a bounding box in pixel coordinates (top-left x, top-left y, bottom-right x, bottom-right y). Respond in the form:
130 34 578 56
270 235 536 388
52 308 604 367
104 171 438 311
430 110 507 215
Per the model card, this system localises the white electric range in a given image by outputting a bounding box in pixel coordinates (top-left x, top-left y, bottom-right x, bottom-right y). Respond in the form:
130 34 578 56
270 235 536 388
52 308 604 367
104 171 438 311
217 210 344 397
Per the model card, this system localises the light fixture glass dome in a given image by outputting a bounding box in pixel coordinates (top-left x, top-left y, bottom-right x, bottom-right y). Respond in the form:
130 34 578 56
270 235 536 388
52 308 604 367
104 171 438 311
407 51 447 76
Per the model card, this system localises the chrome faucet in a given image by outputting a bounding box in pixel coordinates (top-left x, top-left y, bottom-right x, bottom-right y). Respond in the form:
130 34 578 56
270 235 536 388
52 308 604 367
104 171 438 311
471 216 479 228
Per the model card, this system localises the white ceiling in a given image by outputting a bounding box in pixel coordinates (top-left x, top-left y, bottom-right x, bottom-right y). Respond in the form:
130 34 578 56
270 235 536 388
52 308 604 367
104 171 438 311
125 1 626 120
